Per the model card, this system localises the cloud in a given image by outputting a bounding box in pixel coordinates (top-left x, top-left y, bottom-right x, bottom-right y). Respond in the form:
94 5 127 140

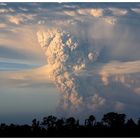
63 10 77 16
8 14 35 25
108 8 128 16
0 26 46 66
99 61 140 75
115 102 125 112
0 8 14 13
8 16 25 25
18 7 29 12
99 71 109 86
0 23 6 28
1 24 140 117
37 28 100 114
38 20 46 25
134 88 140 95
103 17 117 25
0 65 52 88
63 4 79 9
88 94 106 111
36 24 140 116
0 2 7 6
131 8 140 14
98 61 140 86
90 9 104 17
77 8 103 17
0 3 140 119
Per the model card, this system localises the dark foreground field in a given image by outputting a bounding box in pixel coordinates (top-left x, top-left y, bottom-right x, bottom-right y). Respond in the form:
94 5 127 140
0 112 140 137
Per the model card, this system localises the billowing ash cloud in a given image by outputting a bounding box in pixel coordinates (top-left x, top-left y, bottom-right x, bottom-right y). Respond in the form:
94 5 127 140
37 28 103 115
36 23 140 118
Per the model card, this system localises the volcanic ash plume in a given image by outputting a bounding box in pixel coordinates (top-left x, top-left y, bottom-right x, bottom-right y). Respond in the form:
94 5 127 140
37 28 103 114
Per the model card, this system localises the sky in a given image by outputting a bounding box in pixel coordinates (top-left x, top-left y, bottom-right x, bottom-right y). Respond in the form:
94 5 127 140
0 2 140 124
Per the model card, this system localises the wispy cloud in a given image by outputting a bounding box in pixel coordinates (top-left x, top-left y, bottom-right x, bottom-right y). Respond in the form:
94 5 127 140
0 8 14 13
108 7 128 16
8 14 35 25
0 23 7 28
131 8 140 14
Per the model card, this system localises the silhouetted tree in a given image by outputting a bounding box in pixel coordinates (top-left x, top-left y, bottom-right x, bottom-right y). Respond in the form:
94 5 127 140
76 120 80 127
32 118 40 136
102 112 126 128
85 115 96 126
55 118 64 129
0 123 7 130
65 117 77 128
42 115 57 128
137 118 140 127
126 118 137 129
32 119 39 127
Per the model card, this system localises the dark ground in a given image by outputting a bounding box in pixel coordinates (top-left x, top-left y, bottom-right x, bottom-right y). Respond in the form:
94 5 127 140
0 112 140 138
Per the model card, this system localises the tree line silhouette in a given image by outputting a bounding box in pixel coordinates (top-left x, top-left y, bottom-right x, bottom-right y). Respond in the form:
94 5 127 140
1 112 140 137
